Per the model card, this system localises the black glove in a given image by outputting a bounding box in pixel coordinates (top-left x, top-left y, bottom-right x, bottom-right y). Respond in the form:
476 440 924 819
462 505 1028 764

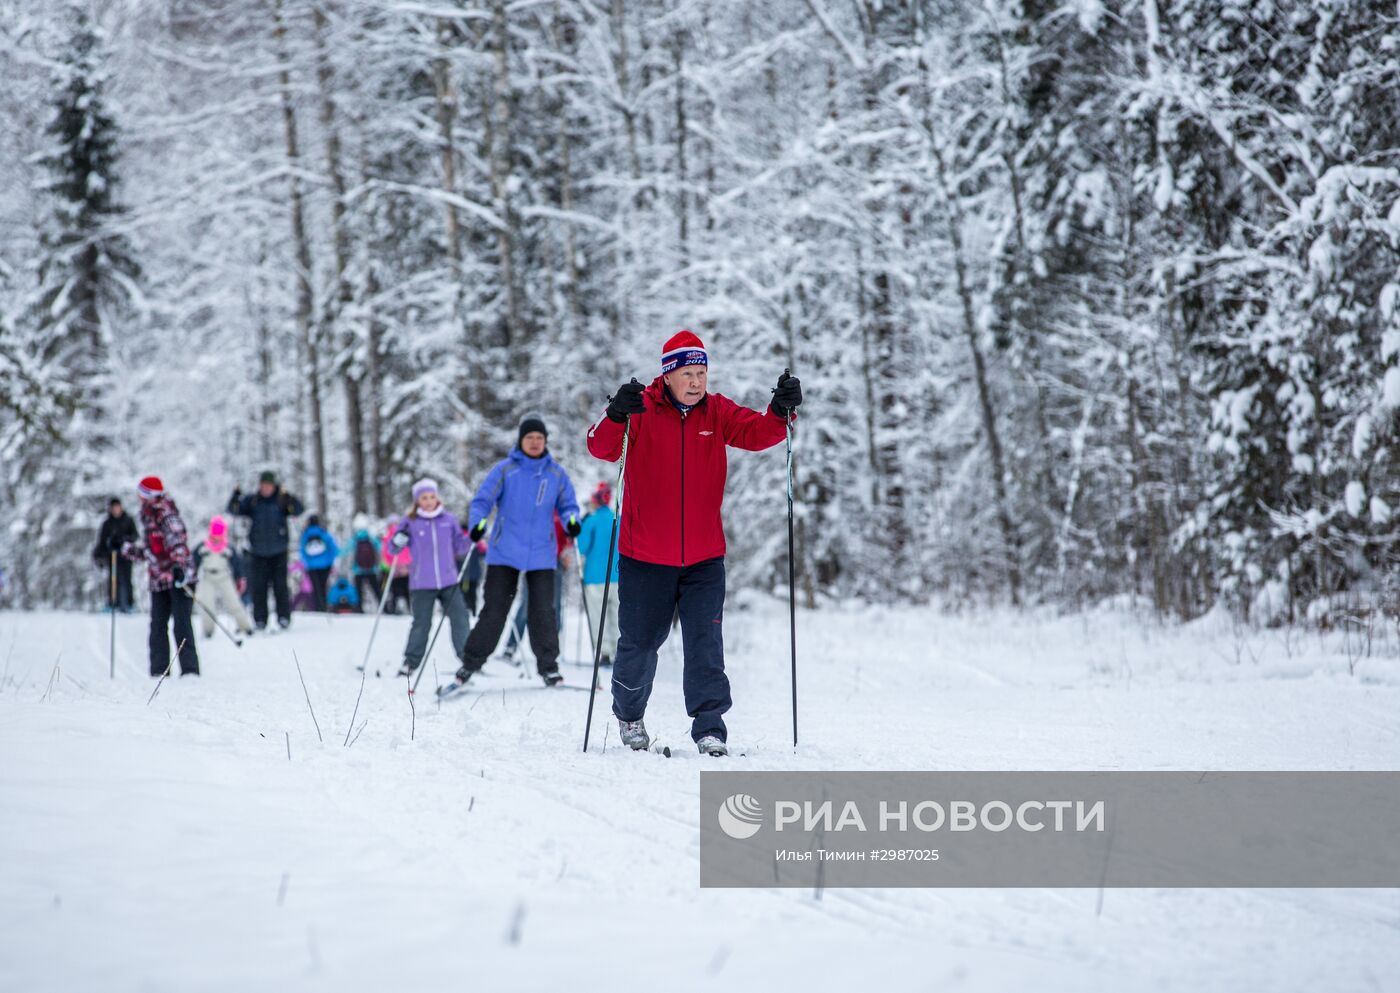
564 515 581 538
606 379 646 422
171 566 186 589
469 521 488 542
106 533 124 552
771 369 802 417
390 528 411 550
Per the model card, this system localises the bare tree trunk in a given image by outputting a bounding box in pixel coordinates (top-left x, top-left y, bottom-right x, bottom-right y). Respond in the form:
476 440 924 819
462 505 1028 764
275 0 327 514
313 4 365 517
673 31 688 262
487 0 521 350
364 261 386 516
911 3 1020 604
611 0 643 199
855 244 881 511
431 17 462 265
931 139 1023 605
548 9 581 337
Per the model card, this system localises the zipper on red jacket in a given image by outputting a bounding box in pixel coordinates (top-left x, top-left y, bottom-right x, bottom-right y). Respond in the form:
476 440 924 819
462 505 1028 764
674 406 680 565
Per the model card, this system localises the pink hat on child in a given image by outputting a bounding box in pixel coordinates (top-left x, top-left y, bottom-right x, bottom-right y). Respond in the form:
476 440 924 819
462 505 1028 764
207 515 229 554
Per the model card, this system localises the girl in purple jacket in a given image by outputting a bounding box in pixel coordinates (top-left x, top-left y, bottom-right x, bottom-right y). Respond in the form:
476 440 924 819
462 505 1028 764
391 479 472 677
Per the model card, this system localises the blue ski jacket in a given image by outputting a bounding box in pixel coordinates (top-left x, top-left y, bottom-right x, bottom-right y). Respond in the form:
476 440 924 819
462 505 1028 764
299 525 339 570
468 448 580 572
577 507 620 584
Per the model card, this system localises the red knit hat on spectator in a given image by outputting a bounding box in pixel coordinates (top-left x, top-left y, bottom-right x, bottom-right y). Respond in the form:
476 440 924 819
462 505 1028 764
137 476 164 500
593 482 613 506
661 330 707 376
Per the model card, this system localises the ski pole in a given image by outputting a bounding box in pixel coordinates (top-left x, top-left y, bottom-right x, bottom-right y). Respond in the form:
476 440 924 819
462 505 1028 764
577 568 598 665
785 409 798 748
410 545 477 696
345 545 398 745
583 419 629 752
184 587 245 648
573 577 585 664
109 550 118 679
772 367 799 749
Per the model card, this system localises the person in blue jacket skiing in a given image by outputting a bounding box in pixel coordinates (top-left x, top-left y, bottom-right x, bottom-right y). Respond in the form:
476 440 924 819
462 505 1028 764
577 482 621 664
446 415 581 689
299 515 339 612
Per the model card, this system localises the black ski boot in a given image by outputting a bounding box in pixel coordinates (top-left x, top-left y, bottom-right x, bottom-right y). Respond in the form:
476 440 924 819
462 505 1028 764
436 664 476 700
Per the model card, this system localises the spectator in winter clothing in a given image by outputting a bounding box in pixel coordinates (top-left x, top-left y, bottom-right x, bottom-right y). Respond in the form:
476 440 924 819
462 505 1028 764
390 479 473 676
586 330 801 755
227 470 304 631
347 514 384 612
449 417 581 688
288 560 316 613
93 497 138 612
120 476 200 677
381 520 412 614
577 482 621 664
193 515 254 639
327 575 359 612
298 515 339 612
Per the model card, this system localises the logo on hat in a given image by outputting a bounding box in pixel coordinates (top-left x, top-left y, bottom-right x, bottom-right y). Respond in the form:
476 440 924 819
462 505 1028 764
717 793 764 840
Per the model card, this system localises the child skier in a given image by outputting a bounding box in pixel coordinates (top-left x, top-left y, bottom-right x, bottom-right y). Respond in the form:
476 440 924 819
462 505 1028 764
299 514 339 612
193 515 254 639
388 479 473 677
327 575 360 613
120 476 200 677
348 513 383 611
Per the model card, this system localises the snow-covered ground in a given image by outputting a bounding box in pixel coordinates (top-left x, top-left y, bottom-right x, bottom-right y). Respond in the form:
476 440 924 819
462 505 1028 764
2 597 1398 992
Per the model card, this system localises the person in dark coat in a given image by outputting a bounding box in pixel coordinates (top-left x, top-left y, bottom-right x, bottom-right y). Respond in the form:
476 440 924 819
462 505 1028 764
93 497 138 612
227 470 305 631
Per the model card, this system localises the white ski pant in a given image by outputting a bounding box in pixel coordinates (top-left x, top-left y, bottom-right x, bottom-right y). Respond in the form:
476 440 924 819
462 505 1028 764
197 568 253 636
583 581 620 659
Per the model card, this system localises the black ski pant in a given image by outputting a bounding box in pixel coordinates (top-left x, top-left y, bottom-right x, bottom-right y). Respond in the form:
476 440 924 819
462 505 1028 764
149 587 199 676
387 575 410 615
462 565 559 675
248 551 290 627
611 555 728 743
354 573 382 613
307 568 331 612
105 557 134 610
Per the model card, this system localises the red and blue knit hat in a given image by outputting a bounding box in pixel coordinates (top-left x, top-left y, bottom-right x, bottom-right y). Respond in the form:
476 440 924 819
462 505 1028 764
137 476 164 499
661 330 708 375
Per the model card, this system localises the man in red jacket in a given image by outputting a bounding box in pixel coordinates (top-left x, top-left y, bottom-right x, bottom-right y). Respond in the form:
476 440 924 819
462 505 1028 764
586 330 802 755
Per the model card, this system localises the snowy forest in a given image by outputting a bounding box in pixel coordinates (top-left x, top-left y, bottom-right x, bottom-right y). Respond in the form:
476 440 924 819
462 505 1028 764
1 0 1398 620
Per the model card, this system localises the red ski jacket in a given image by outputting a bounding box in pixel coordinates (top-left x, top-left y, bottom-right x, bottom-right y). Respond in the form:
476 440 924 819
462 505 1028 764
586 377 790 567
126 496 192 592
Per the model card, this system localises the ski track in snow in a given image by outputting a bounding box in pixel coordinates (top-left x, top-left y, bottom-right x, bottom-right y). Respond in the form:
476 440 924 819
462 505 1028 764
1 601 1399 992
